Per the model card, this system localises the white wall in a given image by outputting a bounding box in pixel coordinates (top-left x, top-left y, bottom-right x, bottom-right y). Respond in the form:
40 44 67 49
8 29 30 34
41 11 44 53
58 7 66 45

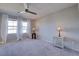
78 3 79 11
36 5 79 51
0 14 2 41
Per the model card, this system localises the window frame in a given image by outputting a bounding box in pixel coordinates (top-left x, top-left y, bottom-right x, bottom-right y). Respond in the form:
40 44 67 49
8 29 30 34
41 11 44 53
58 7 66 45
8 20 17 34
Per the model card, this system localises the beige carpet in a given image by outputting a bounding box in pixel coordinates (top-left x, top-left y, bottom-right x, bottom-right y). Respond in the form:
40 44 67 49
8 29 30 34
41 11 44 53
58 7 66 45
0 39 79 56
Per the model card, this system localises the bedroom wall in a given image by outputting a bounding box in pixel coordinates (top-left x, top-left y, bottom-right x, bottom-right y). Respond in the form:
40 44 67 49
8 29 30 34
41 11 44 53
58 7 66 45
36 5 79 51
0 14 2 41
78 3 79 12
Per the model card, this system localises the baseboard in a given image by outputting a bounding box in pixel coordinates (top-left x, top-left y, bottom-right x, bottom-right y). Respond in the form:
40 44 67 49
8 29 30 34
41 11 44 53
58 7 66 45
64 46 79 53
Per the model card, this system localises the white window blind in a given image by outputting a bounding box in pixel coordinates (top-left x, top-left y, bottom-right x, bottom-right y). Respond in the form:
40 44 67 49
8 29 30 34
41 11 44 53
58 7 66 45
8 20 17 34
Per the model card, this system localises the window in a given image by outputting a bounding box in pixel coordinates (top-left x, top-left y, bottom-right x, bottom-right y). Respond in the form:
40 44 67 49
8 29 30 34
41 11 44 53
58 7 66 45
22 22 28 33
8 20 17 34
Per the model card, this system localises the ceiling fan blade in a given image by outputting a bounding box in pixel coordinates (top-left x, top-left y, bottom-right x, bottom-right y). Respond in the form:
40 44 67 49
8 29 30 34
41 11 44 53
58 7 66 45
25 9 37 15
27 10 37 15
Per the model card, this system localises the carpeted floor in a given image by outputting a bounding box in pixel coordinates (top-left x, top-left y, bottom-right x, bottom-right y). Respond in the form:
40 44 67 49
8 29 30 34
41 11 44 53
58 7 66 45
0 39 79 56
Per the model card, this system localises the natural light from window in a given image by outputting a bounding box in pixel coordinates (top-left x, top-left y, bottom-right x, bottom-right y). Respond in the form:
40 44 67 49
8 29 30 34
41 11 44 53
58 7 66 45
22 22 28 33
8 20 17 34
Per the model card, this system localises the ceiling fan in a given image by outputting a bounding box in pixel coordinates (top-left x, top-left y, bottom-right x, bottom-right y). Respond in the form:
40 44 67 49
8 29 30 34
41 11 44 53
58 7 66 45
19 3 37 15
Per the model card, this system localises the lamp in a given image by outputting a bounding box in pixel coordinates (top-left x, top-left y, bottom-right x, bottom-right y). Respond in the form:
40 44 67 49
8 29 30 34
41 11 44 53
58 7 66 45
32 27 36 33
32 27 36 31
57 26 62 37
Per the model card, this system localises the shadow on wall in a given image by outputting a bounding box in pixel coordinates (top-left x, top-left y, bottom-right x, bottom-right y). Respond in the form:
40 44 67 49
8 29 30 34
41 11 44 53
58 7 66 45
64 27 79 33
60 26 79 52
63 27 79 40
64 37 79 42
64 36 79 52
63 27 79 38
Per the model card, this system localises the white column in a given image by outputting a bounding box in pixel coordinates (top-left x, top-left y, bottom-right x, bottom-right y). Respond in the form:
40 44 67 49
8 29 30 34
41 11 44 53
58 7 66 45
27 19 32 38
17 17 22 40
1 14 8 43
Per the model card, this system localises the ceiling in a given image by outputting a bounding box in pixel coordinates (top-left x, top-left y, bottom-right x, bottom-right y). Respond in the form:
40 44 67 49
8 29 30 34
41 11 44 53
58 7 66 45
0 3 76 20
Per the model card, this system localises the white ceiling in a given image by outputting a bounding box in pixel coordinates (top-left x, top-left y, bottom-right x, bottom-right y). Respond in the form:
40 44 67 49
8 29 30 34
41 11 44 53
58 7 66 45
0 3 76 19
